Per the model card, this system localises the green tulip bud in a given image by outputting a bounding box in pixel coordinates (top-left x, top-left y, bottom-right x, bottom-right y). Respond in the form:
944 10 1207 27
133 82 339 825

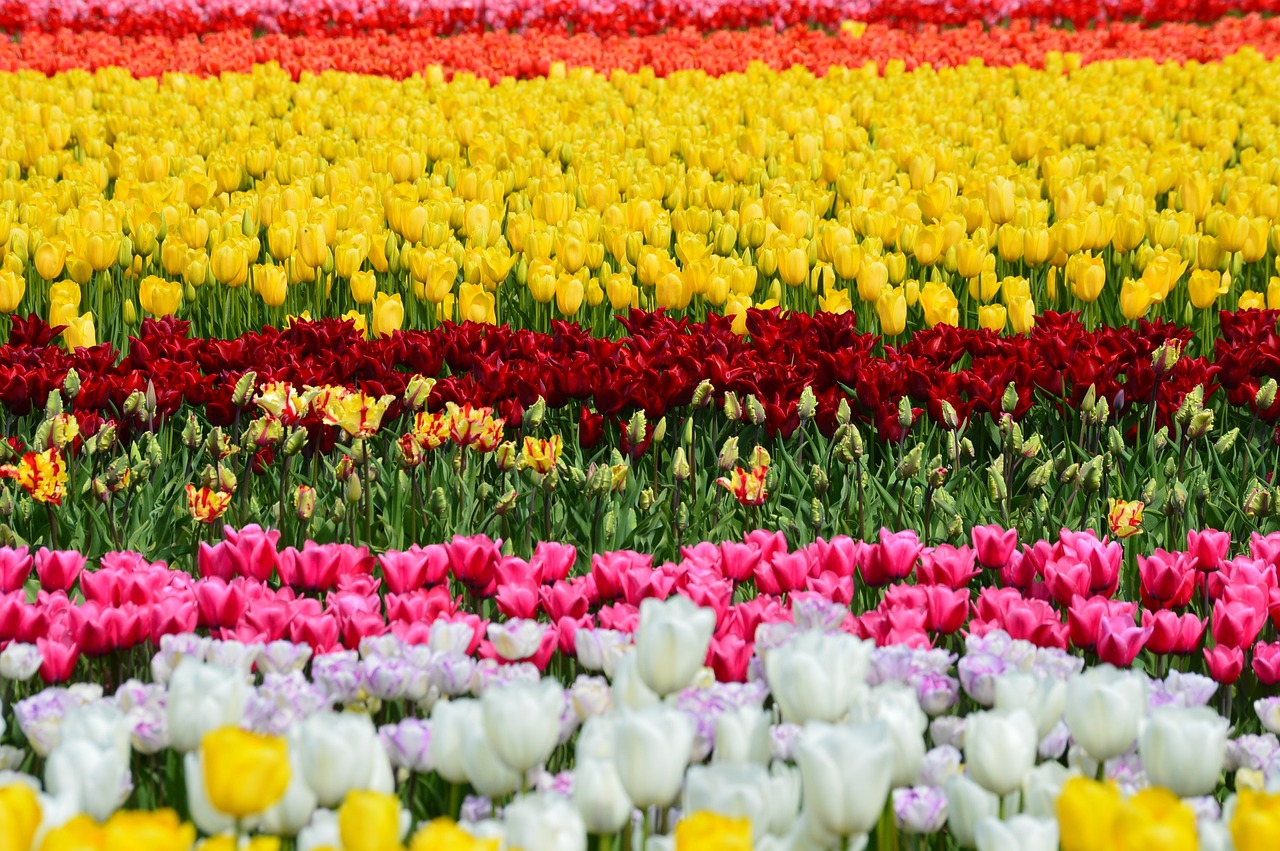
1214 427 1239 455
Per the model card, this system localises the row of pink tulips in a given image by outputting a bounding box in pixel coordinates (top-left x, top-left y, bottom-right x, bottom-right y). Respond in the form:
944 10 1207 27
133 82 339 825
1 525 1277 690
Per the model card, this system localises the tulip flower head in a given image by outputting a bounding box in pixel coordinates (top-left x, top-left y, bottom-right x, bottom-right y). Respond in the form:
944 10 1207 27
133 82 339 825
0 783 41 851
447 403 504 451
325 390 396 439
521 435 564 477
186 484 233 524
411 411 452 450
339 791 403 851
716 464 768 506
0 446 69 505
674 811 753 851
409 818 499 851
1231 789 1280 851
1108 499 1144 539
200 726 291 817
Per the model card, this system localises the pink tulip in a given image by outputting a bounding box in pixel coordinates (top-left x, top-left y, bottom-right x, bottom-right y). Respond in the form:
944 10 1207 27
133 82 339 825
149 598 198 643
858 528 921 587
918 544 979 588
1043 559 1092 607
753 550 811 596
1067 596 1136 650
1212 598 1267 649
495 581 540 620
340 610 388 648
555 614 592 655
78 566 125 607
1251 531 1280 568
884 584 928 610
278 542 374 591
591 550 650 601
1095 614 1152 667
1000 598 1069 650
718 540 762 583
0 590 26 641
530 541 577 584
804 571 853 606
1188 528 1231 572
193 577 249 628
922 586 969 634
596 601 639 632
808 536 859 578
446 534 502 593
379 544 449 594
744 529 789 563
1204 644 1245 684
1142 609 1206 655
36 636 79 684
540 580 592 622
679 541 722 572
1253 641 1280 685
1137 549 1197 609
0 547 32 593
34 548 86 593
222 524 281 582
708 633 752 682
386 586 457 623
620 564 676 605
972 524 1018 569
290 612 341 653
242 597 294 642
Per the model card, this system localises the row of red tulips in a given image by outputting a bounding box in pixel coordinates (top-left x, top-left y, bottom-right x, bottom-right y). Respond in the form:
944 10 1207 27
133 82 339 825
2 524 1277 688
0 0 1263 38
2 17 1277 80
0 309 1260 441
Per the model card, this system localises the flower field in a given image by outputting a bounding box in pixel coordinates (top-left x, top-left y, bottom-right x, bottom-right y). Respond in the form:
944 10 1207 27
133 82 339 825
6 0 1280 850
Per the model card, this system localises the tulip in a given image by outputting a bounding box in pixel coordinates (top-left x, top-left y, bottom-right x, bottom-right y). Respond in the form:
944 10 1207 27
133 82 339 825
1107 499 1144 538
945 774 999 849
673 811 752 851
876 287 907 335
1231 790 1280 851
713 705 772 765
372 292 404 338
167 660 250 753
1138 706 1228 797
963 709 1037 796
0 784 40 851
1062 665 1146 762
993 673 1065 740
293 711 394 808
139 275 184 317
45 737 131 822
338 791 404 851
481 679 565 774
764 629 873 724
572 758 633 834
613 706 695 808
1113 787 1198 851
460 713 522 797
258 744 319 836
201 726 290 817
795 720 895 838
632 595 715 697
683 762 770 838
350 269 377 304
504 793 587 851
893 786 948 834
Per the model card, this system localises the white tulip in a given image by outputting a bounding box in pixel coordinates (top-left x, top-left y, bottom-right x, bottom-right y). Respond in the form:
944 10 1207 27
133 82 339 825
482 679 565 774
713 705 772 765
259 746 319 836
1199 819 1234 851
461 719 522 798
683 762 771 838
944 774 999 849
763 762 803 837
575 715 618 763
505 793 587 851
572 758 633 834
632 596 716 697
613 706 695 809
0 643 41 681
44 738 130 823
974 815 1059 851
430 698 480 784
1021 762 1075 819
166 659 250 753
297 809 341 851
1063 665 1147 762
994 672 1066 740
293 711 393 808
795 720 895 838
609 652 660 710
1139 706 1229 798
850 685 927 788
765 630 873 724
59 703 131 764
964 709 1038 797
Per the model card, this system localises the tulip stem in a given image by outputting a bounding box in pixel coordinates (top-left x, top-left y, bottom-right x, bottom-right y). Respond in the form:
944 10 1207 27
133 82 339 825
598 834 614 851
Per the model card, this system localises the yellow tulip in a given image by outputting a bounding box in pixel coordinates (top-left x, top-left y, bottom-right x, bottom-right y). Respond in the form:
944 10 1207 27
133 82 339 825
986 176 1016 225
103 810 196 851
338 791 402 851
955 239 988 279
63 312 96 350
254 265 288 308
1007 293 1036 334
1057 778 1121 851
34 239 65 280
1113 787 1197 851
1069 254 1105 302
1231 790 1280 851
779 246 808 287
978 303 1007 332
919 281 958 327
459 283 496 325
832 243 862 280
819 287 852 314
555 273 584 316
139 275 184 317
1119 278 1151 321
334 242 364 279
409 818 499 851
350 270 377 304
606 273 638 310
211 241 249 288
200 726 291 818
0 782 41 851
85 231 119 272
674 811 753 851
372 292 404 339
38 815 104 851
298 224 328 268
856 259 887 302
343 309 370 337
1240 290 1266 311
0 268 24 312
1188 268 1228 309
875 287 907 335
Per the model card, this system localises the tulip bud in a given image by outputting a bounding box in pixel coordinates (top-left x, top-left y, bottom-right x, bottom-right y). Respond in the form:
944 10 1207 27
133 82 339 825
1171 480 1190 513
897 396 914 431
1106 427 1124 456
837 398 852 425
526 397 547 428
849 426 865 459
745 395 766 426
987 459 1007 501
603 509 618 540
1213 427 1238 455
295 485 317 521
216 463 237 493
1027 460 1054 490
232 371 258 407
123 298 138 326
798 386 818 421
960 437 974 458
1091 396 1110 426
1001 383 1018 414
1081 385 1097 415
811 464 830 496
62 368 81 400
1258 379 1278 412
43 388 63 420
343 472 362 504
692 380 715 408
1060 462 1080 485
626 410 648 447
718 436 740 471
1164 456 1178 479
404 375 436 410
940 400 959 430
809 497 824 528
587 464 612 496
672 447 691 481
898 444 923 479
652 416 667 444
424 487 445 516
750 445 771 469
1153 426 1169 452
723 392 742 422
1080 456 1103 492
1151 340 1183 374
0 489 12 517
1188 409 1215 440
1177 385 1205 425
639 488 655 511
1140 478 1158 504
123 390 146 418
331 500 346 524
